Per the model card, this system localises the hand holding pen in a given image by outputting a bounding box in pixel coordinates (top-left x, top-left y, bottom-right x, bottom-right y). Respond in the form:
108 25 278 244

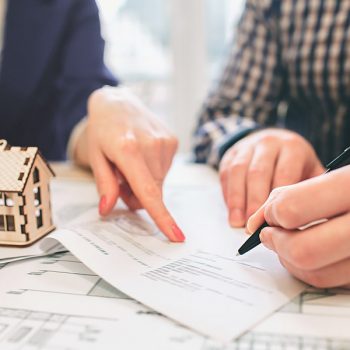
238 147 350 289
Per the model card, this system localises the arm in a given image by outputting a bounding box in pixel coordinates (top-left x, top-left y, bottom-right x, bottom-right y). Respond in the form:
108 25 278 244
51 0 117 159
194 0 283 167
194 1 323 227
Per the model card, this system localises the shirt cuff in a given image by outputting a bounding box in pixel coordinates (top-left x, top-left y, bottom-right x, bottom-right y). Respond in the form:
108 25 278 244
205 124 260 168
217 125 260 161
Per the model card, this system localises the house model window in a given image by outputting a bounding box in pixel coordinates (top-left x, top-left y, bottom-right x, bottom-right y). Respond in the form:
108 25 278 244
33 167 40 184
0 139 55 246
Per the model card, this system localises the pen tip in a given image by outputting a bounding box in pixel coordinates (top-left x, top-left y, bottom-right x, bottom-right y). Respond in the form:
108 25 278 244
236 252 240 257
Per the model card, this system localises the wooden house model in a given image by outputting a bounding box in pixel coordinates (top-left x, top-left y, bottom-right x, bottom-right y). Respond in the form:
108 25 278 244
0 139 55 246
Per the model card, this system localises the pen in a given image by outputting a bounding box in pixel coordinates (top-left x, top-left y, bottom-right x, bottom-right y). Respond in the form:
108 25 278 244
236 146 350 256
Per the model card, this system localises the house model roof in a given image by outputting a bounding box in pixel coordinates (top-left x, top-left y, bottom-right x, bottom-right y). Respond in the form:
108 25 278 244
0 139 54 193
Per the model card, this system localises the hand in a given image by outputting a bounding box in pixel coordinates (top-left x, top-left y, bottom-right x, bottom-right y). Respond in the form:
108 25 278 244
219 129 324 228
247 166 350 288
76 86 184 242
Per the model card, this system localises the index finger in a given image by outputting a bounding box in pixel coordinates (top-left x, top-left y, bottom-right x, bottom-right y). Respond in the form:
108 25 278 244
246 187 286 233
108 138 185 242
264 167 350 230
246 205 266 234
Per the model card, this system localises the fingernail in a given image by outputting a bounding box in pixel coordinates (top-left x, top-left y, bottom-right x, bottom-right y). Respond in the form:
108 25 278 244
171 224 185 242
99 195 107 216
229 209 244 227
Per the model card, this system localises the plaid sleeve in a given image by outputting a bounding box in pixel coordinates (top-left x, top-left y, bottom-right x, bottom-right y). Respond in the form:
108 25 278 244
193 0 283 168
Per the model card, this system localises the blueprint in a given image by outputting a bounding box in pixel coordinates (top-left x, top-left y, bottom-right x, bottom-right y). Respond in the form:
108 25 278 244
0 252 205 350
0 252 349 349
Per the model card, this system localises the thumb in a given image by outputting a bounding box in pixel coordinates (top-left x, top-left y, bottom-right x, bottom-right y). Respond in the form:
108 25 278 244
247 186 288 233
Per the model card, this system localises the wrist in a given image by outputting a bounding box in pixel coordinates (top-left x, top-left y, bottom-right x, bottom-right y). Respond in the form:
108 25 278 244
218 125 261 161
68 118 90 168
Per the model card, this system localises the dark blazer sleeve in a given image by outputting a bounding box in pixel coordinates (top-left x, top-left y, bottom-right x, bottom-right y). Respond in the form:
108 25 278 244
51 0 117 158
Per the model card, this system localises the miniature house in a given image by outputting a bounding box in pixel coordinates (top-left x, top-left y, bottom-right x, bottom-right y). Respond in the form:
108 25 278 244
0 139 55 246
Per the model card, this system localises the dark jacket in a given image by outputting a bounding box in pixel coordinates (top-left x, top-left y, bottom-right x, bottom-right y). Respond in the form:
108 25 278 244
0 0 117 160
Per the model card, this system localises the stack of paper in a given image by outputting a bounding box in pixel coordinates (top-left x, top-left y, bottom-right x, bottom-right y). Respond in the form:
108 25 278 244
0 242 65 264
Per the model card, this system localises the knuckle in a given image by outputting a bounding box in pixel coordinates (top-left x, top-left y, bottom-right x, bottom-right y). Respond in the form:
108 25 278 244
269 187 284 199
220 147 238 168
275 168 296 185
284 132 303 145
221 150 233 164
229 161 249 175
248 166 267 180
284 134 311 154
247 201 262 216
148 137 163 150
146 135 177 152
269 185 292 201
272 194 299 229
275 168 291 179
302 271 328 289
248 189 266 207
219 156 230 173
288 244 312 269
226 144 240 154
260 134 278 146
288 241 320 271
117 137 138 154
143 183 162 200
227 195 244 210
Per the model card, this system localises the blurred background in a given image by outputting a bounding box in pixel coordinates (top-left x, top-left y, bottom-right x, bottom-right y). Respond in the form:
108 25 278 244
96 0 245 152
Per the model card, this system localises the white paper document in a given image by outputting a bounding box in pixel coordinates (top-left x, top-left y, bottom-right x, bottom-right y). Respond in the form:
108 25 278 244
41 185 305 341
0 252 202 350
0 242 64 264
0 251 349 349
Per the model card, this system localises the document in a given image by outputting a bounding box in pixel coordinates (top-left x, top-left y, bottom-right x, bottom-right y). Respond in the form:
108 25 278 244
41 185 305 341
0 252 207 350
0 252 349 349
0 241 64 264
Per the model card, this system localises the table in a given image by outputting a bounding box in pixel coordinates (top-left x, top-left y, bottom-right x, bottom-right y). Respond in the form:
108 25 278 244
0 161 349 349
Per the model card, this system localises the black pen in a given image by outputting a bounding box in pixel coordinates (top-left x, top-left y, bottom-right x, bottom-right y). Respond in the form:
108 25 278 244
236 146 350 256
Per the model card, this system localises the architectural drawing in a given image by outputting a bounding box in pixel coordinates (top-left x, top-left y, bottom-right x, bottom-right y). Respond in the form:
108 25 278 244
0 252 349 349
